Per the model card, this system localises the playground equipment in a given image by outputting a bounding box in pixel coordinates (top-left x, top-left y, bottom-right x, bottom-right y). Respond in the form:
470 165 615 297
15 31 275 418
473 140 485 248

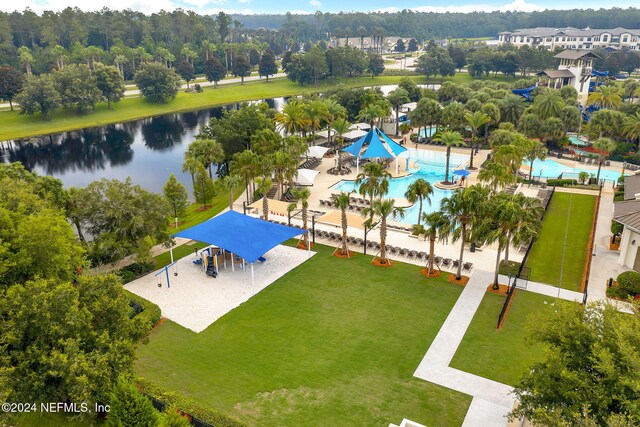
155 261 178 288
580 104 600 122
511 83 537 101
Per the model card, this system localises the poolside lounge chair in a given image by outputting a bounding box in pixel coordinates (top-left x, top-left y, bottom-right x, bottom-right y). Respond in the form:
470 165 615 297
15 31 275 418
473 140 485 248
407 250 417 259
375 243 381 250
398 248 407 256
442 258 452 267
452 259 460 268
390 246 398 254
463 262 473 272
435 256 443 265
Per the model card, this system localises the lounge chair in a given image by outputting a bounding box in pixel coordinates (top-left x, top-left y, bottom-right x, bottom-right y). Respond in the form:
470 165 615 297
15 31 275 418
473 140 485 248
452 259 460 268
463 262 473 271
407 250 417 259
442 258 452 267
390 246 398 254
398 248 407 256
435 256 443 265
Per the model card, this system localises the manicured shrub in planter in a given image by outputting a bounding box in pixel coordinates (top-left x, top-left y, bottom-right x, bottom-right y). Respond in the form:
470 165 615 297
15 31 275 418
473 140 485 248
547 178 577 187
617 271 640 298
125 290 162 330
117 261 155 283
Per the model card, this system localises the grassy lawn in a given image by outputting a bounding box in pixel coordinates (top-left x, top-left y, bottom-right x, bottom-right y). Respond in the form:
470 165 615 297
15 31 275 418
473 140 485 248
525 192 596 291
0 75 422 141
136 243 471 426
450 291 556 386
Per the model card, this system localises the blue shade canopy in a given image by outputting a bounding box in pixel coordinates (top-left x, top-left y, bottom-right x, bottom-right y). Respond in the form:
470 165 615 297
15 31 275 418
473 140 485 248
361 130 394 159
452 169 471 177
376 129 408 157
342 129 375 157
173 211 306 263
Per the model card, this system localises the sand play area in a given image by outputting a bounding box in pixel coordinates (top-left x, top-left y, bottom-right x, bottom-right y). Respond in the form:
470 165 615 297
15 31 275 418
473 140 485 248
125 245 315 332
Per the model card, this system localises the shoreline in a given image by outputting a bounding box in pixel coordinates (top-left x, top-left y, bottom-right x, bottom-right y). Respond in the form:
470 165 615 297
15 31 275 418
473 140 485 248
0 75 422 142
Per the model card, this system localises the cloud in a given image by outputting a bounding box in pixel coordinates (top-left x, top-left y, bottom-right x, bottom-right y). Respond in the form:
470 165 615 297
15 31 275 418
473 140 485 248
309 0 321 7
373 0 543 14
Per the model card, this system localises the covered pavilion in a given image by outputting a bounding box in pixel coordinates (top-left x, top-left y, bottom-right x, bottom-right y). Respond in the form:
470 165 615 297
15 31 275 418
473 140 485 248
173 210 309 284
342 127 408 175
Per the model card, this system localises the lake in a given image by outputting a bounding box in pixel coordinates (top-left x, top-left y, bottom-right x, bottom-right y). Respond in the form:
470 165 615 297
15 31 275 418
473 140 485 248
0 84 430 194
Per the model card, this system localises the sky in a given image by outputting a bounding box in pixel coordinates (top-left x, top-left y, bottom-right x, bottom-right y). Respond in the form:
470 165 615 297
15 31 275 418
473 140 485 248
0 0 637 16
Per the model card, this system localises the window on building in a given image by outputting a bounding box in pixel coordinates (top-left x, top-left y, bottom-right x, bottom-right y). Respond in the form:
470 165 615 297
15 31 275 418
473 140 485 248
623 37 629 42
603 35 609 42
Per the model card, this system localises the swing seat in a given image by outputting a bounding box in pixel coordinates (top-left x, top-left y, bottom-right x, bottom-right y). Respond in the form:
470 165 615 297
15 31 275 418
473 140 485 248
193 259 203 265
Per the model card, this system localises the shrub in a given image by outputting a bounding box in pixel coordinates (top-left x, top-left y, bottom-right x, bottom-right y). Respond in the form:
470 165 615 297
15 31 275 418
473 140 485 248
125 290 161 330
617 271 640 297
547 178 577 187
194 83 202 93
611 221 624 236
108 376 160 427
117 261 155 283
136 378 244 427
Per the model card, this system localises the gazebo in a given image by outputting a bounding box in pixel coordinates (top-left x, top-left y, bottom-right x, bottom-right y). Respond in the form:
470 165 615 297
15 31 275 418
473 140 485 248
342 127 408 175
173 211 309 284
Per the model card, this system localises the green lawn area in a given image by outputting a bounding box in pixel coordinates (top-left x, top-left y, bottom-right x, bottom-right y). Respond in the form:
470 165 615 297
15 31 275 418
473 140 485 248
450 291 556 386
0 75 422 141
524 191 596 291
136 243 471 426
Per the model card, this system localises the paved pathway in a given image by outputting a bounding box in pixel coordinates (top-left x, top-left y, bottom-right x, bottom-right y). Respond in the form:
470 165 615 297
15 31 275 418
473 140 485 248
412 269 591 426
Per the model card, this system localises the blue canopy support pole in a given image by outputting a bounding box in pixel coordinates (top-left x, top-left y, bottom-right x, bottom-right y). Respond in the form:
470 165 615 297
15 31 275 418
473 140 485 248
251 263 255 285
231 252 235 272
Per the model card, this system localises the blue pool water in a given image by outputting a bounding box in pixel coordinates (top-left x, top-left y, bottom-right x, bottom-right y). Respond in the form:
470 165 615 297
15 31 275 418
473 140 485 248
526 157 626 182
568 135 589 147
418 127 438 138
332 149 468 224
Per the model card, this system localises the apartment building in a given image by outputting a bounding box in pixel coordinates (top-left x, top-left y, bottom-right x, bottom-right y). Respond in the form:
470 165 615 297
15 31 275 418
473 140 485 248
498 27 640 51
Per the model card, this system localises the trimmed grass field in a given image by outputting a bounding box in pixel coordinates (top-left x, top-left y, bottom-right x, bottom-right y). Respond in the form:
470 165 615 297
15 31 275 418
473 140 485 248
524 191 596 291
450 290 555 386
0 75 421 141
136 243 471 426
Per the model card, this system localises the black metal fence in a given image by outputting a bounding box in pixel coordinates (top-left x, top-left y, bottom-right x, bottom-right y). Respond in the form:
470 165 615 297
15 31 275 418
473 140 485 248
497 186 556 328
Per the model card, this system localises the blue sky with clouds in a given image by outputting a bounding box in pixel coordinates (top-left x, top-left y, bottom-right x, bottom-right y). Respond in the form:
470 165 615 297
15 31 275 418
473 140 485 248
1 0 637 15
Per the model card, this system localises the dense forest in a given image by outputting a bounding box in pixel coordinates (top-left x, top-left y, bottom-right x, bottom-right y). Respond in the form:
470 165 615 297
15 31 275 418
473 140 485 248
1 7 640 70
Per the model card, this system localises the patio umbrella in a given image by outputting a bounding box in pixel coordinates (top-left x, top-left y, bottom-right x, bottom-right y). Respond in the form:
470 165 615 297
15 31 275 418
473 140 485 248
306 146 329 159
452 169 471 177
294 169 320 186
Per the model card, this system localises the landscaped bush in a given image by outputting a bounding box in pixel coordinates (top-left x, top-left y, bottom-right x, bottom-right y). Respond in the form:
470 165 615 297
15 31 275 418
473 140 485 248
125 290 161 330
547 179 578 187
611 221 624 236
117 261 155 283
617 271 640 297
136 378 245 427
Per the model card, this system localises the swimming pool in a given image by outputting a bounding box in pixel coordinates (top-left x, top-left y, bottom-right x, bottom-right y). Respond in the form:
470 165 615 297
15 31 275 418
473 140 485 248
332 149 468 224
526 157 625 182
418 127 438 138
568 135 589 147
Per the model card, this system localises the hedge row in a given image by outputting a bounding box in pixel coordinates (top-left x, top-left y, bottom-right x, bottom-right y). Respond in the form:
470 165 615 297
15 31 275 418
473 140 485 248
547 178 578 187
116 261 155 283
124 289 162 331
136 378 245 427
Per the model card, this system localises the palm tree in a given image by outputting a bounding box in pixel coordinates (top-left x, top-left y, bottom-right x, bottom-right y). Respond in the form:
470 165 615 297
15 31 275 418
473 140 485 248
292 187 311 247
416 211 448 276
332 192 351 255
230 150 261 203
302 100 330 135
362 198 405 265
587 85 622 110
441 185 489 280
465 111 490 169
480 102 501 147
356 162 391 204
478 162 515 193
499 94 526 125
532 88 564 119
404 179 433 225
275 100 309 135
271 151 296 199
481 193 543 288
323 99 347 144
540 117 566 144
623 112 640 147
387 88 410 136
187 138 225 179
433 130 467 185
332 118 353 173
256 177 272 221
216 175 241 210
525 140 548 182
592 137 616 183
181 155 201 191
357 103 387 129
